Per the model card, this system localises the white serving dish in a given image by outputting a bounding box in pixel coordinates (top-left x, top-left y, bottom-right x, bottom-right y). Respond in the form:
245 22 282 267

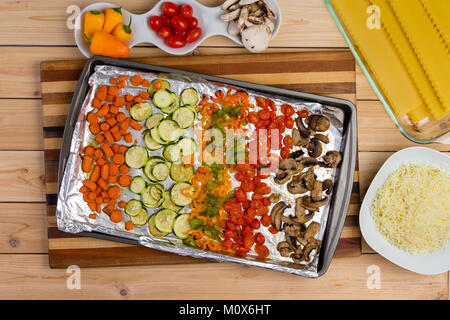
75 0 282 56
360 147 450 275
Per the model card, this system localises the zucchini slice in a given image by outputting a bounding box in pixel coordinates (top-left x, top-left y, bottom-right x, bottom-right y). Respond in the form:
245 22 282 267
163 144 181 162
181 88 199 106
173 214 192 239
147 79 171 97
150 127 168 145
129 177 146 194
130 102 152 121
154 209 177 233
130 208 149 226
144 132 163 151
161 93 180 114
152 162 170 181
125 146 148 169
177 137 196 157
153 89 173 109
145 113 165 130
172 107 195 129
142 185 162 208
171 182 194 207
170 162 195 182
158 119 181 142
143 157 165 181
148 214 169 237
125 199 143 217
161 195 182 212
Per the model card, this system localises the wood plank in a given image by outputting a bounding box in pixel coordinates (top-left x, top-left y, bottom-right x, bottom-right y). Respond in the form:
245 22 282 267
0 0 345 47
356 65 377 100
357 101 450 152
358 152 392 199
0 254 446 299
0 99 44 150
0 151 45 202
0 203 48 253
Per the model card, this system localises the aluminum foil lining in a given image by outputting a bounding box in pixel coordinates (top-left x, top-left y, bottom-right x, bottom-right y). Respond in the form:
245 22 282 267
56 65 345 278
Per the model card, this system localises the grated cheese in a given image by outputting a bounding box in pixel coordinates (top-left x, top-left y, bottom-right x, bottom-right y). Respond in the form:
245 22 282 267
371 161 450 254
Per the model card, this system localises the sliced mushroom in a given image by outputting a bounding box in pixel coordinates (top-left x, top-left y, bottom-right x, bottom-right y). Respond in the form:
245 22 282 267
236 5 249 31
307 115 330 132
284 223 302 238
311 180 323 202
314 133 329 144
295 117 311 138
295 197 314 224
248 15 264 25
277 241 293 257
287 173 308 194
322 151 342 168
302 195 329 210
268 193 280 203
302 238 321 262
222 0 240 10
220 8 241 22
241 24 272 53
303 167 316 190
239 0 258 5
299 157 318 167
297 221 320 247
279 158 298 171
322 179 333 195
289 149 304 160
260 0 277 20
274 169 291 184
307 138 322 158
227 21 240 36
292 128 309 147
264 17 275 33
270 201 290 230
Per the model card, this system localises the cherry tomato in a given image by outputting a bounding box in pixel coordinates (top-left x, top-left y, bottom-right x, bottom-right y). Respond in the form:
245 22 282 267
283 135 294 148
221 238 233 250
261 214 271 227
255 233 265 246
285 117 295 129
153 80 162 90
235 171 247 182
161 1 179 16
251 193 263 201
172 29 186 38
186 17 198 28
180 4 193 18
148 16 162 31
242 226 253 237
268 226 279 234
166 35 186 48
234 187 247 202
219 219 228 229
170 15 188 32
262 197 271 206
241 179 255 192
232 243 240 252
158 27 171 39
161 15 171 27
250 199 262 209
280 146 291 159
237 247 250 255
248 112 259 124
259 109 271 120
224 229 235 239
255 245 269 258
243 235 255 250
250 218 261 230
297 109 309 118
243 213 254 224
185 27 202 43
281 104 295 117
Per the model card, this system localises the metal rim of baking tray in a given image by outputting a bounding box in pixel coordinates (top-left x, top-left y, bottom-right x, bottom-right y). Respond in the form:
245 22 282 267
58 55 357 276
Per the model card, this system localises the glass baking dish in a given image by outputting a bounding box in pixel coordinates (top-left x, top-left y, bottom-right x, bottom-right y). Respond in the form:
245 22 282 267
324 0 450 144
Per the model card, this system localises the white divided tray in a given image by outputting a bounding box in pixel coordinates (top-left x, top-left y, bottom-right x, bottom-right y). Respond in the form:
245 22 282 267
75 0 282 56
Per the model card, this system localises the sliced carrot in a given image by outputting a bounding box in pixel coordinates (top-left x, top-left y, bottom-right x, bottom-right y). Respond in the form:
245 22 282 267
118 75 129 82
88 202 97 211
105 112 112 119
94 148 104 158
87 112 98 124
92 98 102 108
97 178 108 190
96 157 107 167
89 213 97 219
110 210 123 223
109 106 119 114
115 96 125 107
88 191 97 201
95 195 103 204
106 117 117 127
95 86 107 101
108 186 121 199
125 94 134 102
79 185 88 193
84 146 95 156
118 174 131 187
111 144 120 153
110 125 120 134
120 119 130 134
118 201 126 208
101 191 108 198
130 120 143 130
109 163 119 176
116 112 126 123
125 221 134 230
118 145 128 154
106 94 115 103
83 179 97 191
119 164 129 174
101 164 109 180
142 79 150 87
83 193 90 202
82 156 94 172
112 132 122 142
101 143 114 158
113 153 125 165
108 198 117 205
118 81 126 89
134 96 142 103
90 165 101 182
103 203 115 215
140 91 150 100
100 122 110 132
96 104 109 118
104 131 114 144
95 134 105 144
89 124 100 135
108 86 120 96
110 77 118 85
124 132 133 143
108 175 118 184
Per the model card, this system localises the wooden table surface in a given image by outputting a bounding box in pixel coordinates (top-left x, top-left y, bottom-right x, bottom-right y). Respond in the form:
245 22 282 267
0 0 448 300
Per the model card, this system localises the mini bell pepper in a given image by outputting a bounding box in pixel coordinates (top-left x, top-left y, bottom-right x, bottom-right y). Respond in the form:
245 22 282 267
103 7 123 33
89 31 130 58
83 10 105 41
112 17 133 42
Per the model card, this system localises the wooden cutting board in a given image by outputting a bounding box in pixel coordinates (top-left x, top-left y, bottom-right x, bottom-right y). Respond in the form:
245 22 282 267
41 51 361 268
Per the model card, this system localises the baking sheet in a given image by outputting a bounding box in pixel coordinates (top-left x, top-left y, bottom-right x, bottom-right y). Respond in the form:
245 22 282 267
56 64 345 277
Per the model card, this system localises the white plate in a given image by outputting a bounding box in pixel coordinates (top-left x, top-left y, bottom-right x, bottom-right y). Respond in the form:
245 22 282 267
75 0 282 57
359 147 450 275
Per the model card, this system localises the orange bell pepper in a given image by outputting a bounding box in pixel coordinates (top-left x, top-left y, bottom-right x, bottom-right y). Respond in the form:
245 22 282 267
89 31 130 58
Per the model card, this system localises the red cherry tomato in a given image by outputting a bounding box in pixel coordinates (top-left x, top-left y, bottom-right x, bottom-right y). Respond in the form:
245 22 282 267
281 104 295 117
148 16 162 31
255 233 265 246
268 226 279 234
161 1 179 16
166 35 186 48
250 218 261 230
280 147 291 159
185 27 202 43
283 135 294 148
237 247 250 255
172 29 186 38
234 187 247 202
261 214 271 227
161 15 171 27
248 111 259 124
255 245 270 258
187 17 198 28
259 109 271 120
243 234 255 250
297 109 309 118
241 179 255 192
285 117 295 129
221 238 233 250
180 4 193 18
170 15 188 31
224 229 235 239
158 27 171 39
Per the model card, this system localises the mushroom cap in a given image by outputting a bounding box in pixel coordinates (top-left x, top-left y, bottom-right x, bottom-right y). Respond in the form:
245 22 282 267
241 25 272 53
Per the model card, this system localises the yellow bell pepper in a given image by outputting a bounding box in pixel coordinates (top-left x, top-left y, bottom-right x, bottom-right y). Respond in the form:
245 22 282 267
83 10 105 41
103 7 123 33
112 17 133 42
